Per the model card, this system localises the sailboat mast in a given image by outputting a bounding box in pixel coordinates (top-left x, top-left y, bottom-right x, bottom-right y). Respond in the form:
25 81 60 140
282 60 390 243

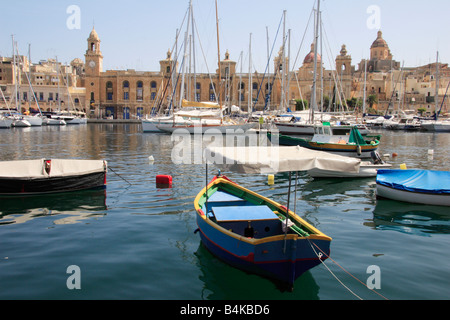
435 51 439 119
310 0 320 122
215 0 222 113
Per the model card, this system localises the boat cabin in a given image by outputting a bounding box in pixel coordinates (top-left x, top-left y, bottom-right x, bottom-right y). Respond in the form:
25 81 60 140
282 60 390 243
311 124 354 144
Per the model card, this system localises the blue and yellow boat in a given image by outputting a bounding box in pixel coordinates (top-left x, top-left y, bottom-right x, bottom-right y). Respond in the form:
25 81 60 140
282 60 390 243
194 174 331 289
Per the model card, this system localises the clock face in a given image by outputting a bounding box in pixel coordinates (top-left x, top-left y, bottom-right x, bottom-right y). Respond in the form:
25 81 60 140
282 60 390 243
89 60 96 68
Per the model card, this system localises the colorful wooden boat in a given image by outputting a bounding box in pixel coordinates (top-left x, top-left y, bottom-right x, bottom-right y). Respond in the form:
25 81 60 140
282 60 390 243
0 159 107 195
376 169 450 206
194 174 331 289
268 124 380 158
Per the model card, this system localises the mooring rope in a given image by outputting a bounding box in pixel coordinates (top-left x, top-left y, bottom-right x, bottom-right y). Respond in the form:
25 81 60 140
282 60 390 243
308 240 389 300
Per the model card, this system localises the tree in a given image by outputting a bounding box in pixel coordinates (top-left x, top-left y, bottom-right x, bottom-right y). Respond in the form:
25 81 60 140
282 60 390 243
295 99 308 111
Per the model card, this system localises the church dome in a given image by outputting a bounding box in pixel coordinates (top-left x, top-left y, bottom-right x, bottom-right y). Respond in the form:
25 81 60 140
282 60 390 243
371 31 388 48
303 43 321 64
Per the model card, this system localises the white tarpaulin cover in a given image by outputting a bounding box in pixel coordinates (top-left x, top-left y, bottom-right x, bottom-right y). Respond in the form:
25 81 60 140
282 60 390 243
0 159 107 179
205 145 361 174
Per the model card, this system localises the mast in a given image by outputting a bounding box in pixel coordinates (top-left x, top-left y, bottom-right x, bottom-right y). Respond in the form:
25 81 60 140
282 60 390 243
310 0 320 122
248 33 252 115
215 0 223 122
435 51 439 120
363 59 367 116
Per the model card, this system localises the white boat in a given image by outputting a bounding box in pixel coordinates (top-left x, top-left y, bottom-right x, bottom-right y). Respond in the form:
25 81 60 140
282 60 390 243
376 169 450 206
156 121 256 134
142 114 190 132
11 117 31 127
43 117 66 126
23 114 43 126
0 159 107 195
308 160 391 178
421 119 450 132
0 116 13 128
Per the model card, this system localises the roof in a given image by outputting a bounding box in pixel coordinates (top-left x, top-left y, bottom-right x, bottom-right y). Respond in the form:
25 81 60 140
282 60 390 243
371 31 388 49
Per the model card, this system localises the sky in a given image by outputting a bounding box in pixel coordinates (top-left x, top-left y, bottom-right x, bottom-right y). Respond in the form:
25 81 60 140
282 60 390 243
1 0 449 74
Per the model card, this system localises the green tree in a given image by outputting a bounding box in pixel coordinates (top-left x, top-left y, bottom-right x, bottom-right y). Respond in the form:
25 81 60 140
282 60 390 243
295 99 308 111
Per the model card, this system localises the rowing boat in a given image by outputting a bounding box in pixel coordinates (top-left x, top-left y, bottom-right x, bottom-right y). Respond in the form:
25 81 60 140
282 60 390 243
194 174 331 289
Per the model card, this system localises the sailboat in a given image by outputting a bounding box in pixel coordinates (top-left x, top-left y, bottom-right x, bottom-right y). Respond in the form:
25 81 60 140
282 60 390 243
421 52 450 132
155 0 255 134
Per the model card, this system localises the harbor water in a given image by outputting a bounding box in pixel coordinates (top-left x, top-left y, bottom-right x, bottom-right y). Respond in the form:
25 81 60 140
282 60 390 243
0 124 449 300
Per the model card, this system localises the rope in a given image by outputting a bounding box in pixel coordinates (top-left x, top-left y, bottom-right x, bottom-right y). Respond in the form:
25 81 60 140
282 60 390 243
308 240 389 300
108 166 132 186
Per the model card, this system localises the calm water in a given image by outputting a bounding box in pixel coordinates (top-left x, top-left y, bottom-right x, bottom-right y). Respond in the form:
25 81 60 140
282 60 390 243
0 124 449 301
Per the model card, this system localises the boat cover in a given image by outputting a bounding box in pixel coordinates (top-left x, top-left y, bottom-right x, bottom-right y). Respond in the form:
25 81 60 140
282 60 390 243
0 159 107 179
205 145 361 174
376 169 450 194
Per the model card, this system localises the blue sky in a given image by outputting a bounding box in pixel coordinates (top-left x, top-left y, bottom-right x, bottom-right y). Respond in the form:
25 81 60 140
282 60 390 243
1 0 449 73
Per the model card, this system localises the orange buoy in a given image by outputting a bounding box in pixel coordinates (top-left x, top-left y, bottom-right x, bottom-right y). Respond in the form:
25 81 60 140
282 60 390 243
392 152 398 157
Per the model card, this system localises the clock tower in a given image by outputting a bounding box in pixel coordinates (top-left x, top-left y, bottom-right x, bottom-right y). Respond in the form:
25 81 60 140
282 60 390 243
84 27 103 116
85 27 103 76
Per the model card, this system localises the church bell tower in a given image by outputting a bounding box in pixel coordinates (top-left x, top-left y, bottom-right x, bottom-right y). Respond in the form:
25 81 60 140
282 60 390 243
85 27 103 76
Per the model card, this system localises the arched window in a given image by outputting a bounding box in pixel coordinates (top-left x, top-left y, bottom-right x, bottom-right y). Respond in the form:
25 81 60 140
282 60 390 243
106 81 113 101
252 82 258 90
137 81 143 101
123 81 130 100
151 81 157 89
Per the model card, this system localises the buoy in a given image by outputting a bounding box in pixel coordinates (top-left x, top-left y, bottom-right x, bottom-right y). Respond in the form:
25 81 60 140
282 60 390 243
428 149 434 155
400 163 407 170
149 155 154 161
392 152 398 157
268 174 274 185
156 175 172 188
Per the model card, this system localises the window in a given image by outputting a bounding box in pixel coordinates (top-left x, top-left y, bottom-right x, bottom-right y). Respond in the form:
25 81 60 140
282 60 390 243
106 81 113 101
123 81 130 100
253 82 258 90
151 92 156 100
151 81 157 89
137 81 143 101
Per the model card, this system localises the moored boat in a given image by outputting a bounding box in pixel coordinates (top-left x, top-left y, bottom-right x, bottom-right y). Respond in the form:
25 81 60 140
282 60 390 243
194 174 331 289
376 169 450 206
195 144 362 289
0 159 107 195
268 123 380 158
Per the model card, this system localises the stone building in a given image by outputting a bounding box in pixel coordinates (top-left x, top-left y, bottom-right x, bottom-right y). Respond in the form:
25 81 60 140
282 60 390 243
0 54 85 114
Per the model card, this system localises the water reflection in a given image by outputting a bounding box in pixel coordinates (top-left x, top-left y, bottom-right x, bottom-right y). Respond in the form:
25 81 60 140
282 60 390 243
0 189 107 225
369 199 450 236
194 243 320 299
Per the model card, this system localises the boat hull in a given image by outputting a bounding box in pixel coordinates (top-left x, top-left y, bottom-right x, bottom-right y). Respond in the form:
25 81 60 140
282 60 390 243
376 184 450 206
158 122 256 134
308 162 391 178
0 171 106 195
